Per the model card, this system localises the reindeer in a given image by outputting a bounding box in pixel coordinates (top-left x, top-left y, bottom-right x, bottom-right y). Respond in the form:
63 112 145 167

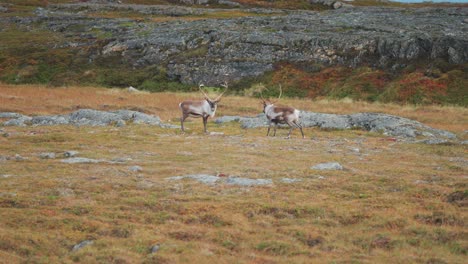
179 82 228 133
261 85 305 139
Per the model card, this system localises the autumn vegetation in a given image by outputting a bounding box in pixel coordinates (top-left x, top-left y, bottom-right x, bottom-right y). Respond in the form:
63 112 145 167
0 1 467 262
0 84 467 263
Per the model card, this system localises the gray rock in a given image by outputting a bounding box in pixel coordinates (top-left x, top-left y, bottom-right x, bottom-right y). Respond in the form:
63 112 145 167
2 109 174 128
225 177 272 186
31 115 70 126
127 86 139 92
69 109 124 126
72 240 93 252
167 174 220 185
0 112 23 119
110 157 132 163
166 174 273 186
280 178 302 183
39 152 56 159
61 157 102 164
309 0 351 9
64 151 79 157
216 112 457 142
129 165 143 172
218 0 241 7
208 132 224 136
14 154 25 161
150 244 160 254
311 162 343 170
9 4 465 86
3 116 32 126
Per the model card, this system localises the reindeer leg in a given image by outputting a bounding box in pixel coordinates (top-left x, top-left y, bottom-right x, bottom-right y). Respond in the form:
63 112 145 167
286 121 296 139
180 114 188 132
273 124 278 137
267 122 272 136
203 116 208 133
293 120 305 139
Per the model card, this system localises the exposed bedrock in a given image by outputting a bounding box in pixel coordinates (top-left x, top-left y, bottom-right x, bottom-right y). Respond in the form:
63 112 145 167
215 112 457 142
10 3 467 85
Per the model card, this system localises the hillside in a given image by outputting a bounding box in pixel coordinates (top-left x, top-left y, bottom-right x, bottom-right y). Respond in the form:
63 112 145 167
0 0 467 105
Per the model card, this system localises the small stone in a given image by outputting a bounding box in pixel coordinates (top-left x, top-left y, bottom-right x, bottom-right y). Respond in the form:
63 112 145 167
166 174 220 185
127 86 139 92
225 177 272 186
350 148 360 153
61 157 101 164
110 157 132 163
310 162 343 170
414 180 429 184
150 244 160 253
63 151 79 158
209 132 224 136
129 166 143 172
39 152 56 159
280 178 302 183
15 154 25 161
72 240 93 252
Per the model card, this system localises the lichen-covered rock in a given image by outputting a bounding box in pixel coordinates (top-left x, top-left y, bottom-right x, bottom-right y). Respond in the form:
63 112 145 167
311 162 343 170
1 109 176 128
215 111 457 142
6 4 465 86
72 240 93 252
3 116 32 126
225 177 273 186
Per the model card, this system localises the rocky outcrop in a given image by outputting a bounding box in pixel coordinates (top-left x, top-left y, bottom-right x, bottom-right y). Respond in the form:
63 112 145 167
166 174 273 186
215 112 457 142
8 3 466 85
309 0 352 9
1 109 177 128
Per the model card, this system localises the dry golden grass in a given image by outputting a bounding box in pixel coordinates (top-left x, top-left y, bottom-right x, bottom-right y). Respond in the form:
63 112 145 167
1 83 467 133
0 83 467 263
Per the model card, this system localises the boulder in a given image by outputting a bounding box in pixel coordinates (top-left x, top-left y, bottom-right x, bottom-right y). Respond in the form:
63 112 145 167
215 111 457 142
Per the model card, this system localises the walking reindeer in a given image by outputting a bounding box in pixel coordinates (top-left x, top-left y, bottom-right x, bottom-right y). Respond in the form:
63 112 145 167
179 82 228 133
261 85 305 139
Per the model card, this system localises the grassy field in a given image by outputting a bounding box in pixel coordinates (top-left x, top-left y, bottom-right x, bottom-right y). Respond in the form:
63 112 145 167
0 83 467 263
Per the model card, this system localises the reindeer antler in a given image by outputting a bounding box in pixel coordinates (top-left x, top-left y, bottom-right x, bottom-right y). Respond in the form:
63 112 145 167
270 84 282 104
278 84 282 100
198 82 211 100
214 81 228 101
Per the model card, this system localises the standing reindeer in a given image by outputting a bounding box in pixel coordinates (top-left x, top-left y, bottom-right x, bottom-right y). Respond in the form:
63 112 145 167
261 85 305 139
179 82 228 133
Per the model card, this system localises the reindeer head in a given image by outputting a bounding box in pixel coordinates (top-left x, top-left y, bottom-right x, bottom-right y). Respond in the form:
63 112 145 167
198 81 228 112
260 84 282 113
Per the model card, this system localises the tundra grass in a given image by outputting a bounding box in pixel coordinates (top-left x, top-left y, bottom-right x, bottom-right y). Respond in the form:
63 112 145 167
0 84 466 263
